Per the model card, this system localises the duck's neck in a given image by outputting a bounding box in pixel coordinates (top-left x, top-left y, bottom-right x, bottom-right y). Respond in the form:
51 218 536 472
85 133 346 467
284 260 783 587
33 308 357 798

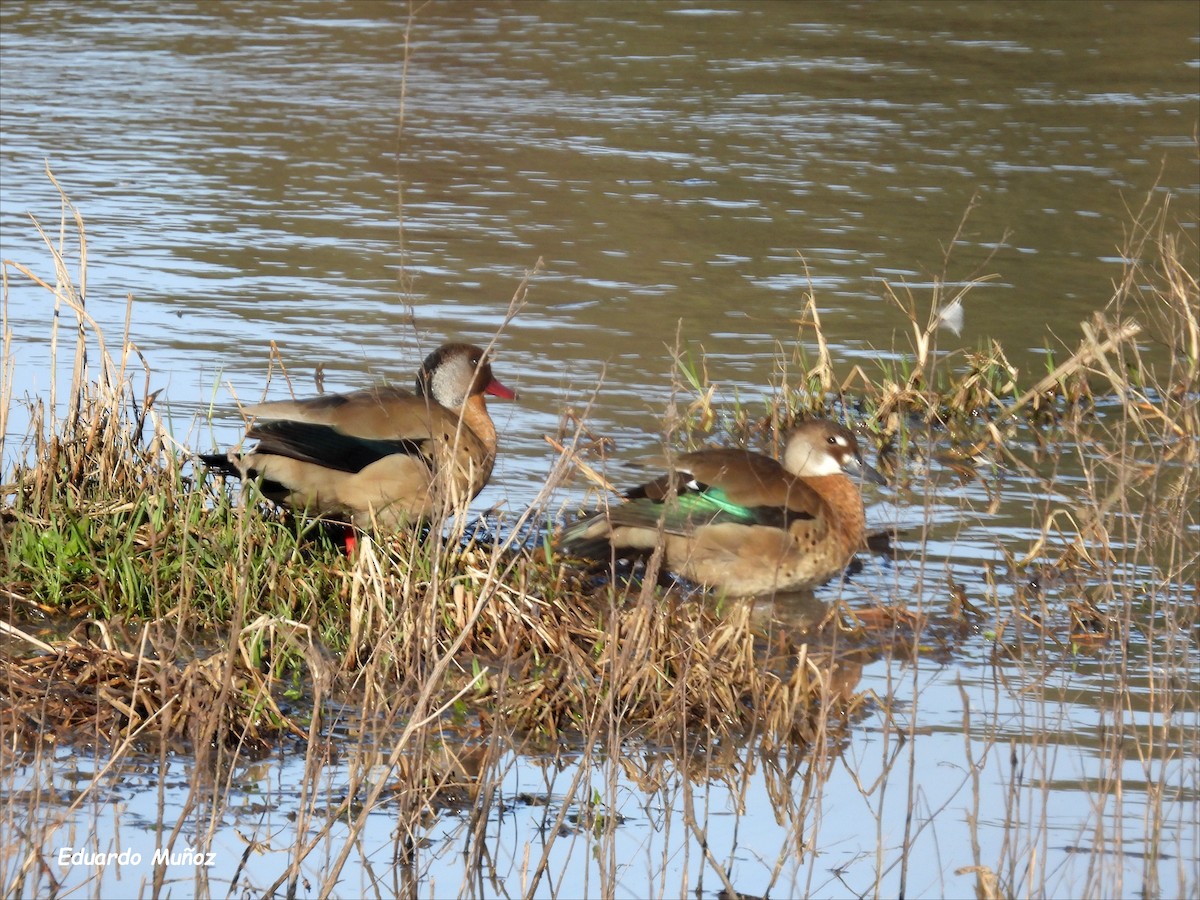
804 474 866 542
459 395 498 454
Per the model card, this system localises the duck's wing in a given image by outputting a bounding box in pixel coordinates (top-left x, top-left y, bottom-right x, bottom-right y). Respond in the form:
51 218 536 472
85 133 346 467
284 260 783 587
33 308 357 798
241 387 451 474
618 448 825 532
558 448 830 558
245 419 428 475
246 386 447 440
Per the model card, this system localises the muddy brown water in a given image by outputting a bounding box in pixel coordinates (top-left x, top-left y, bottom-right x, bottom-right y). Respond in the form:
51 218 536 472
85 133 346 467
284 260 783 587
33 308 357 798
1 2 1196 897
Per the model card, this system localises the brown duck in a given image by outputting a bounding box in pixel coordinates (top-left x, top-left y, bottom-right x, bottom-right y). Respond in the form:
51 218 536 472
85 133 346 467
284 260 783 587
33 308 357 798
558 419 883 596
201 342 515 529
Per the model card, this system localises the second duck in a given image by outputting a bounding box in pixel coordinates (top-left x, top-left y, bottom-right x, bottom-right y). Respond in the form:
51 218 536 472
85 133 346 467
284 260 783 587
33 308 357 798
558 419 883 596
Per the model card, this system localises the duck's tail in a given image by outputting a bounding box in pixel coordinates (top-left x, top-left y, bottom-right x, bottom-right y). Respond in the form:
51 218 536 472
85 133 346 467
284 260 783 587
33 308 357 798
556 512 615 560
195 451 242 479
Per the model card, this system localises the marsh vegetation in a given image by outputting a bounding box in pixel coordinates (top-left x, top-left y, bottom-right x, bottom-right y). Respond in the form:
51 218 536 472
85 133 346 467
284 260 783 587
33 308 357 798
1 180 1195 898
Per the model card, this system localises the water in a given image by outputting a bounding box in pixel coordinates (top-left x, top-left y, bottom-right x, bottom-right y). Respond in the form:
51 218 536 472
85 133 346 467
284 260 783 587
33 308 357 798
8 651 1196 898
1 2 1197 897
3 2 1196 485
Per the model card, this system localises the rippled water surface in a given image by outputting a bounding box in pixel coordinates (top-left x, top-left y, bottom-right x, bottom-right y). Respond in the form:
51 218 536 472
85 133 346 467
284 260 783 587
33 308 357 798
3 1 1196 485
1 2 1197 898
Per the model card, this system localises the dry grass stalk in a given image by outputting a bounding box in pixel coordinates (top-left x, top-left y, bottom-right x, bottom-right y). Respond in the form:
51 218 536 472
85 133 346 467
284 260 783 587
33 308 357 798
0 621 306 754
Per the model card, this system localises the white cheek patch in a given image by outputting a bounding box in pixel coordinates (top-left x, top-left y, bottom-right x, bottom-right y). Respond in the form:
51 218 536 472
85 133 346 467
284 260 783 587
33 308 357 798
806 453 844 476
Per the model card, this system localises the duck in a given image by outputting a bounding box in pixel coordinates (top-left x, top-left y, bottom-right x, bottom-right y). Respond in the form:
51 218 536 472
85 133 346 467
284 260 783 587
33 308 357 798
557 419 884 596
199 342 516 530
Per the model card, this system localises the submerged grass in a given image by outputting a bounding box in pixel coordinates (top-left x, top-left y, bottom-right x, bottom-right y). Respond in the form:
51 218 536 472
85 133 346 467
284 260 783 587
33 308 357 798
1 175 1196 898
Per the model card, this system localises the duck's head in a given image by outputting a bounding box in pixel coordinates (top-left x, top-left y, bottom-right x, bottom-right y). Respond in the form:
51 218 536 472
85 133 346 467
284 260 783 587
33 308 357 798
416 342 517 409
782 419 886 484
